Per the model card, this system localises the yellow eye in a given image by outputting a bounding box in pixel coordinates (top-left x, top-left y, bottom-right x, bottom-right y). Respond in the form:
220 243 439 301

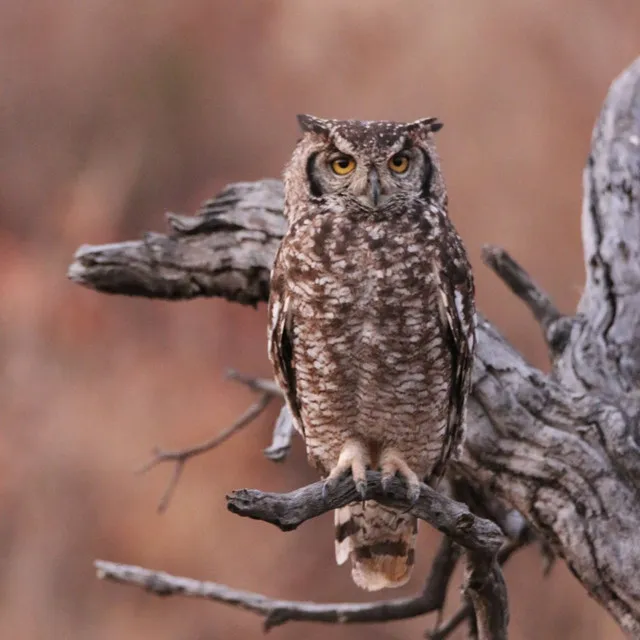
388 154 410 173
330 156 356 175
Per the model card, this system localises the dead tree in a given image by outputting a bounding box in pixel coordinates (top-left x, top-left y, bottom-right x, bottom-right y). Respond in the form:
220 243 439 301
69 57 640 638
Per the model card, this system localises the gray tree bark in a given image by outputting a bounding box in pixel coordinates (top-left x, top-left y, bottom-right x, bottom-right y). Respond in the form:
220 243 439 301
70 57 640 636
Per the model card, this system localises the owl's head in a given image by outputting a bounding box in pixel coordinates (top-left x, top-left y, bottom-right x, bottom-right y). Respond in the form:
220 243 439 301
283 114 446 223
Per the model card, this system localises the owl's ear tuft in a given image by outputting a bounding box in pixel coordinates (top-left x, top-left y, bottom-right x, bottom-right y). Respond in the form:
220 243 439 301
406 117 443 136
297 114 332 136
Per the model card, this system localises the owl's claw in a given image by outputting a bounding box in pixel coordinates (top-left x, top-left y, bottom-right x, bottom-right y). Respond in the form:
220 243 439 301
381 472 395 495
324 440 369 504
322 471 368 503
381 471 421 504
321 478 332 502
380 449 422 507
406 481 421 506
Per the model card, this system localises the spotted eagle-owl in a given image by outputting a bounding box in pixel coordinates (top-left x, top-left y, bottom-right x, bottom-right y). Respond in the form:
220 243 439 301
268 114 476 591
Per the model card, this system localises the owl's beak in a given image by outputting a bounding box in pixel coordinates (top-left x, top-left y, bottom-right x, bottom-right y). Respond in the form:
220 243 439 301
367 169 381 207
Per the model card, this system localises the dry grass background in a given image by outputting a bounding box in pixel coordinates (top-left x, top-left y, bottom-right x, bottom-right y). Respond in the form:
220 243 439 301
1 2 639 638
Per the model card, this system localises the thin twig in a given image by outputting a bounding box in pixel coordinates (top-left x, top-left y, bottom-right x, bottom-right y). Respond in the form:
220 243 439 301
226 369 283 397
225 370 294 461
139 393 273 512
428 603 472 640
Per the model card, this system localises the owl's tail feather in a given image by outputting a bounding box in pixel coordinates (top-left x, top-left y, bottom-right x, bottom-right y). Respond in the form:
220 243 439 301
334 501 417 591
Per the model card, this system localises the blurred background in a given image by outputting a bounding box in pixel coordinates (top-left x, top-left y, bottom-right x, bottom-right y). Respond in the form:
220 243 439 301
1 1 639 638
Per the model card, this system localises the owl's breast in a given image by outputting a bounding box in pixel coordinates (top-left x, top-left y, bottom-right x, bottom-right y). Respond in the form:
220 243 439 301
285 212 448 374
280 210 454 477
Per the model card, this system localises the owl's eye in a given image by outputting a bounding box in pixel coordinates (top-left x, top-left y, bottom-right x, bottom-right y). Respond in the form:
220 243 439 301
330 155 356 175
388 154 410 173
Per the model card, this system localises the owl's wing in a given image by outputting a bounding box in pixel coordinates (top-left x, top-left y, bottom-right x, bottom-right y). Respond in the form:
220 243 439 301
432 254 476 480
268 273 305 438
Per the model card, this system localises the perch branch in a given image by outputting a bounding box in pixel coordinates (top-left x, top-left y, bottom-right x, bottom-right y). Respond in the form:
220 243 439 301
227 465 510 637
226 471 504 554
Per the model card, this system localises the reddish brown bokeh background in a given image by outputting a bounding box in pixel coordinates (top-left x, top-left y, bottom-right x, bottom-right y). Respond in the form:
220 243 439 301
2 2 639 638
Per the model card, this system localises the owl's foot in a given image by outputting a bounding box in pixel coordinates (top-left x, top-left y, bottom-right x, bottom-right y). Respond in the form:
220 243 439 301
323 440 369 502
380 450 422 505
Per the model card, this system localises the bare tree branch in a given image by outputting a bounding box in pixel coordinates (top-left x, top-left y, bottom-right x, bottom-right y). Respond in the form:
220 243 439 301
137 370 286 512
429 604 472 640
480 245 571 353
226 369 283 396
226 472 504 554
68 180 285 304
94 537 454 632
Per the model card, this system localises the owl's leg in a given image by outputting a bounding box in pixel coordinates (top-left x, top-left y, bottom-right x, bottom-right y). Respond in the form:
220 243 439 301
380 449 422 505
323 439 370 501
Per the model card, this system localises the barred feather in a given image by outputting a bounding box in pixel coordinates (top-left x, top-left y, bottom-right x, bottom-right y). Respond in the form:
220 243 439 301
334 502 417 591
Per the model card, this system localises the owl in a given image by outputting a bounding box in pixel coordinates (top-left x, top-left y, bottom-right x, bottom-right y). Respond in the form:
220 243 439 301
268 114 476 591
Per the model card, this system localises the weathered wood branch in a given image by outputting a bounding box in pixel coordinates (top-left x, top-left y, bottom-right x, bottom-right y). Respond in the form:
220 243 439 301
73 57 640 636
226 472 504 552
481 245 570 354
94 536 462 631
68 180 285 303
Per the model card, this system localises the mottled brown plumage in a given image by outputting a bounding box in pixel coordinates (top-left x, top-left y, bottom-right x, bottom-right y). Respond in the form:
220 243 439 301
268 114 476 591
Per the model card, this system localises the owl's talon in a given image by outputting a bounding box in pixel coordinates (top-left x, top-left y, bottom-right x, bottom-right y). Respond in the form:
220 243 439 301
406 481 422 506
325 439 369 505
380 449 422 508
322 475 341 502
381 472 396 495
355 477 367 502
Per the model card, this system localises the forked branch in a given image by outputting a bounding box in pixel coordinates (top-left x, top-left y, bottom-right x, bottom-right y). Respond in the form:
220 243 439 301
139 371 282 512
